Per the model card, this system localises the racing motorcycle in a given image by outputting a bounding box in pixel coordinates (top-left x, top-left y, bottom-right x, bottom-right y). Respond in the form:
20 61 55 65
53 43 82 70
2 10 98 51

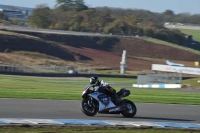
81 84 137 117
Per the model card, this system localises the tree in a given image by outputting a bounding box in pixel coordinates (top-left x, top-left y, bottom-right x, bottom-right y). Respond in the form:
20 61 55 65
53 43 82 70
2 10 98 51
74 0 88 11
104 20 131 35
163 10 175 16
29 4 52 28
0 11 8 21
124 16 137 26
56 0 88 11
144 27 154 37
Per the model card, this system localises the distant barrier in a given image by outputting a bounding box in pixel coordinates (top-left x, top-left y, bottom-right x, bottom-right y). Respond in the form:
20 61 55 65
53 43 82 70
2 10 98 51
0 64 95 74
132 84 182 88
0 25 110 36
133 72 182 88
137 72 182 84
0 64 139 78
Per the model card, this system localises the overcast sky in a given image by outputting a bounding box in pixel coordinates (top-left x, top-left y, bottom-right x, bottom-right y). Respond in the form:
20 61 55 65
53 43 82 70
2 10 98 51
0 0 200 14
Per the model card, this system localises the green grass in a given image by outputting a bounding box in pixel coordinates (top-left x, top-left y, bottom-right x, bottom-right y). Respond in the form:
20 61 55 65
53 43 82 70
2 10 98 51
15 51 60 60
183 77 200 87
143 37 200 55
0 75 200 105
0 126 199 133
0 75 135 100
179 29 200 42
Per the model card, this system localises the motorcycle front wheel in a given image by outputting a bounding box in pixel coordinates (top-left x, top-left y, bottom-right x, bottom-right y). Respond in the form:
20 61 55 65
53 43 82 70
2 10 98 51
121 99 137 117
81 98 98 116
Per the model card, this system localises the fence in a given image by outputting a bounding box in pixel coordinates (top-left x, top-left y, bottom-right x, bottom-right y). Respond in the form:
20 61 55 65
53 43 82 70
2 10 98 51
0 25 110 37
0 64 95 74
137 72 182 84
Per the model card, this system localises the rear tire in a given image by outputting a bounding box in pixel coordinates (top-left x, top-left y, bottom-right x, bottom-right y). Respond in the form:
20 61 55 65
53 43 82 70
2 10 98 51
81 98 98 116
121 99 137 117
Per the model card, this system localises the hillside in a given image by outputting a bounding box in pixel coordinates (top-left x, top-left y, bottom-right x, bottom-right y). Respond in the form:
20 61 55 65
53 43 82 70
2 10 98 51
179 29 200 42
0 30 199 72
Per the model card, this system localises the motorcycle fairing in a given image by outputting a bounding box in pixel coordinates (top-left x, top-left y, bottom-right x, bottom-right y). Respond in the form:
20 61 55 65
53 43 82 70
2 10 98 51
89 92 116 111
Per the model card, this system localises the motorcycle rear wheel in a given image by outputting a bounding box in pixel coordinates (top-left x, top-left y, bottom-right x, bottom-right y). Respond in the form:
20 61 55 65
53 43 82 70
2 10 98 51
81 98 98 116
121 99 137 117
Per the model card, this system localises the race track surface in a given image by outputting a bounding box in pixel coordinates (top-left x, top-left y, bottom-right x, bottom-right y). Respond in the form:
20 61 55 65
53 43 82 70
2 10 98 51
0 99 200 123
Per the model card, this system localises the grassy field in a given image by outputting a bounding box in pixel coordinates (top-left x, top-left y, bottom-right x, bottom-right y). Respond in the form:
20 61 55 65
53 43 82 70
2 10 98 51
183 77 200 87
0 126 199 133
0 75 200 105
179 29 200 42
143 37 200 55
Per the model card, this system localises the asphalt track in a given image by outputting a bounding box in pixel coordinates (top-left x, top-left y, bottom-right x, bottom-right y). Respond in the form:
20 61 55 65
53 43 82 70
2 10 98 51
0 99 200 123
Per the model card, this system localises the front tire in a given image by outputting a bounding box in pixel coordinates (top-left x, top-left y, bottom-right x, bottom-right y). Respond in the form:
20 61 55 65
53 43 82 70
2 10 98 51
121 99 137 117
81 98 98 116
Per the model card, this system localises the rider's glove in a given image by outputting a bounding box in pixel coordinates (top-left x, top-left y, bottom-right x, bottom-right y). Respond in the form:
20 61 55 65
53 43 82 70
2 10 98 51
94 86 99 91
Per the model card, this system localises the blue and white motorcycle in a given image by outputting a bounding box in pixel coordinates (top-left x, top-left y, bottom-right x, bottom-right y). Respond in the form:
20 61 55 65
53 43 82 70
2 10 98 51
81 84 137 117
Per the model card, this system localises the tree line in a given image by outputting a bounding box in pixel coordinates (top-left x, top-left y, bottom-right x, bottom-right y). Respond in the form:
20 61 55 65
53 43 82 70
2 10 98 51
0 11 8 21
2 0 200 48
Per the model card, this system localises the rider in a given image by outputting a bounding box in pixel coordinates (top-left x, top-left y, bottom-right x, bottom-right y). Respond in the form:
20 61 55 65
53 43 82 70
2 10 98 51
89 76 120 104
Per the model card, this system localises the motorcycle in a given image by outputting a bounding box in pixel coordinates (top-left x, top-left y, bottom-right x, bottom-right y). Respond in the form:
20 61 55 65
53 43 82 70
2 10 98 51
81 84 137 117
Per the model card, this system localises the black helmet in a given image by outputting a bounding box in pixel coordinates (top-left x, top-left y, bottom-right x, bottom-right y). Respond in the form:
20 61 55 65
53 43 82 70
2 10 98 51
90 76 99 86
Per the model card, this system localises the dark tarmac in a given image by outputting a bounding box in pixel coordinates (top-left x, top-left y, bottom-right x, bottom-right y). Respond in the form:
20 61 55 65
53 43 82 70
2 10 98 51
0 99 199 123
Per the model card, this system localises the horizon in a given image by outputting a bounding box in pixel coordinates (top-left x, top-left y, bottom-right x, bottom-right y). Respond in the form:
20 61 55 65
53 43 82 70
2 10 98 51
0 3 198 16
0 0 199 15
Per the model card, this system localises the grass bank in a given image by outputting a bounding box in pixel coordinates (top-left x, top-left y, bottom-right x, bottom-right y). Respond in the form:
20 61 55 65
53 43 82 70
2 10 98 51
179 29 200 42
143 37 200 55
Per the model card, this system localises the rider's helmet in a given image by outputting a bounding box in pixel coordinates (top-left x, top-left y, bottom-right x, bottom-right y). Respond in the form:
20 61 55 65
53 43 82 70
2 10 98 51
90 76 100 86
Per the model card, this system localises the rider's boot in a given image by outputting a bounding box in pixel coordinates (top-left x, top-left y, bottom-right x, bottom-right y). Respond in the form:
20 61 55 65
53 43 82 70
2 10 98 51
114 94 121 105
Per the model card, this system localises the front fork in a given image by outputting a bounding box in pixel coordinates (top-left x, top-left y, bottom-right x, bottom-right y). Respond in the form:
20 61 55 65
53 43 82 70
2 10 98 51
88 97 93 107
